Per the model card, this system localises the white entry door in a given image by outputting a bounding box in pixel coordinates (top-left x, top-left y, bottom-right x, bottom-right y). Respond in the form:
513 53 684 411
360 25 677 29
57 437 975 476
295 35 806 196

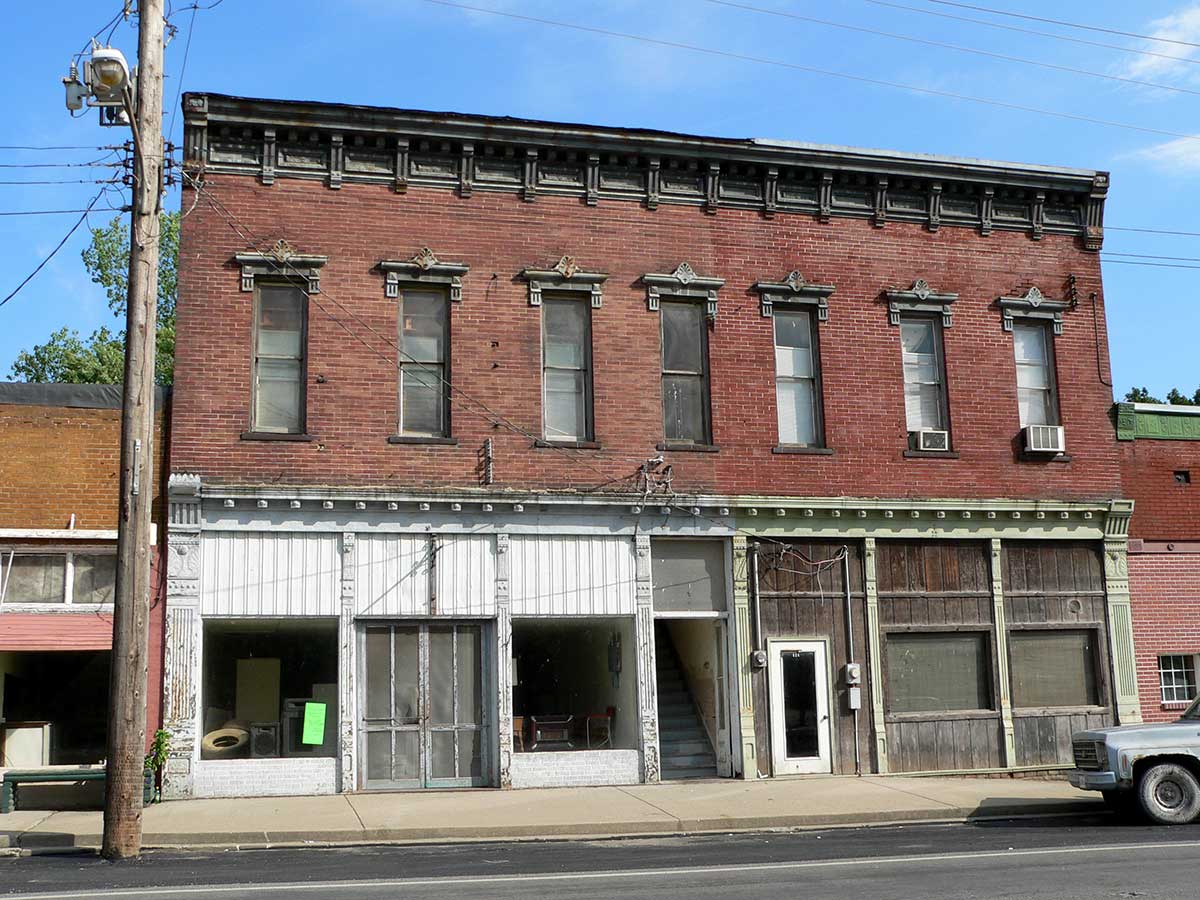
768 641 832 775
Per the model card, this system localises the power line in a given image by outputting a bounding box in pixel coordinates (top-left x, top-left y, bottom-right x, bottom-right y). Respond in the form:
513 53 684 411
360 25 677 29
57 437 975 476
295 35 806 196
0 190 106 308
859 0 1200 67
419 0 1200 143
1108 225 1200 238
168 3 200 140
703 0 1200 96
1104 251 1200 263
0 178 122 186
0 145 115 151
1104 259 1200 271
916 0 1200 49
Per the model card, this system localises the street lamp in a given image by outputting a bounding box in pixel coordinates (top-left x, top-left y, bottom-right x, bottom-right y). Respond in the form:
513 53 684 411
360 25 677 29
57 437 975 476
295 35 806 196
63 43 134 125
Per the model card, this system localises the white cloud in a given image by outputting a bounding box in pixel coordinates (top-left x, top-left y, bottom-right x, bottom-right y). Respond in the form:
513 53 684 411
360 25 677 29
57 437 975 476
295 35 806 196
1130 135 1200 173
1120 4 1200 81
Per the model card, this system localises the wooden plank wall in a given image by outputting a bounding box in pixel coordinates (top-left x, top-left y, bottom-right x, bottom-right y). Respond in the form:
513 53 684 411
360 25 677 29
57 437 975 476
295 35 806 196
752 540 870 776
1002 542 1113 767
877 540 1005 773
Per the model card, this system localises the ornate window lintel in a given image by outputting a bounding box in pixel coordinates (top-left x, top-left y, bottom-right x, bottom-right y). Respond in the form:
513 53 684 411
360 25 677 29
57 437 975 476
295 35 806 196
641 261 725 320
519 255 608 308
998 285 1069 334
379 247 469 302
753 269 835 320
885 278 958 327
235 239 327 293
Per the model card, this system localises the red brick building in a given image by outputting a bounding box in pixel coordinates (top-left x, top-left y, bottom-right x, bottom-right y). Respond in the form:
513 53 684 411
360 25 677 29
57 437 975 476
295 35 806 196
162 93 1138 799
0 384 166 769
1116 403 1200 723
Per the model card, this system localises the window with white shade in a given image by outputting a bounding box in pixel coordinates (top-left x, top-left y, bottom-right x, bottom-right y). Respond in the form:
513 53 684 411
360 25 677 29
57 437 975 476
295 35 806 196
900 316 948 435
398 288 449 437
542 298 592 442
774 308 822 446
1013 321 1059 427
252 284 307 434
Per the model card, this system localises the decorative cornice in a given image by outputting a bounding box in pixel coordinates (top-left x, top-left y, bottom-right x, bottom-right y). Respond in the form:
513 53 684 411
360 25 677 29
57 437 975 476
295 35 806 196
998 285 1071 334
752 270 836 319
642 262 725 318
519 255 608 307
1114 401 1200 442
885 279 958 327
234 241 327 293
379 248 469 302
184 93 1106 249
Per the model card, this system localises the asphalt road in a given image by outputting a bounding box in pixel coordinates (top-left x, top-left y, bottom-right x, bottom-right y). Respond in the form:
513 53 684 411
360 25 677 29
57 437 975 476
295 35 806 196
3 815 1199 899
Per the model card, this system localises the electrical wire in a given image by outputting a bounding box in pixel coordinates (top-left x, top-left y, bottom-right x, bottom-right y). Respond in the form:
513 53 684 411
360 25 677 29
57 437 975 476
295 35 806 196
0 145 116 151
418 0 1200 143
916 0 1200 49
1103 251 1200 263
1108 225 1200 238
0 189 106 308
858 0 1200 68
168 3 200 140
0 178 123 186
702 0 1200 97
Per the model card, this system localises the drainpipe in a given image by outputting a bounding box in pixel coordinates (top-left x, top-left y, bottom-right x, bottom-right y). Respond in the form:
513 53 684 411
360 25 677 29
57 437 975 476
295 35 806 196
844 546 862 776
749 542 762 652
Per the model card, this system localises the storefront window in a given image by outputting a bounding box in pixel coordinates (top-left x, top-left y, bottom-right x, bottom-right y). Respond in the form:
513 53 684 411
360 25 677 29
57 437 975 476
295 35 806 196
0 551 116 605
200 619 338 761
1010 629 1099 708
886 632 992 713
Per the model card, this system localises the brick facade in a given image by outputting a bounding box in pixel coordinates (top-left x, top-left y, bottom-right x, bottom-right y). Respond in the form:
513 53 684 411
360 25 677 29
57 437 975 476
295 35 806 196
1129 552 1200 722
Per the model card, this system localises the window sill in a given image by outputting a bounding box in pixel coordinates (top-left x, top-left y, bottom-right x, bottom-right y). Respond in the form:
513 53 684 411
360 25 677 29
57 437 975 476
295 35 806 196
772 445 834 456
1010 705 1109 717
1019 452 1072 463
885 710 1000 723
902 449 960 459
240 431 317 442
657 442 719 453
534 439 602 450
387 435 458 446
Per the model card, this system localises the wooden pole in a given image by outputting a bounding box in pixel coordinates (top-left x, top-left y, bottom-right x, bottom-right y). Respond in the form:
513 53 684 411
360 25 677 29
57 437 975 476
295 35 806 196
102 0 164 860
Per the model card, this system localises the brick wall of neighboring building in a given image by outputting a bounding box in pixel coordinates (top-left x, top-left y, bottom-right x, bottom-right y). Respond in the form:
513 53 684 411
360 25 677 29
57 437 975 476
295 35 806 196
173 176 1119 501
1120 437 1200 541
1129 551 1200 722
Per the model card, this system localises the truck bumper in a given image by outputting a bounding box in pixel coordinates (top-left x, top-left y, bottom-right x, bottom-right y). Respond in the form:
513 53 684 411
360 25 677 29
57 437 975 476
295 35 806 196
1067 770 1119 791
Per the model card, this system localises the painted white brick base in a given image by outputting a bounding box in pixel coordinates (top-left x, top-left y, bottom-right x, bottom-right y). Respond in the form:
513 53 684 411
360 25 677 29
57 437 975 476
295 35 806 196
509 750 641 789
192 757 338 798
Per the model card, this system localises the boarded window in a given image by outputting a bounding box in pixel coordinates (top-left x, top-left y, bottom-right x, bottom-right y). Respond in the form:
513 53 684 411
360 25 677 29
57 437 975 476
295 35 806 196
652 540 726 612
1010 630 1099 708
252 284 306 433
398 288 448 436
543 298 592 441
661 301 710 443
886 632 992 713
774 308 822 446
1013 322 1058 427
900 316 947 433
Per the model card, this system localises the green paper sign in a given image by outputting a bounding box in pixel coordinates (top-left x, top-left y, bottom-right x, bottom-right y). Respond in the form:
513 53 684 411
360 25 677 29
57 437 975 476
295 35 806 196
302 702 327 745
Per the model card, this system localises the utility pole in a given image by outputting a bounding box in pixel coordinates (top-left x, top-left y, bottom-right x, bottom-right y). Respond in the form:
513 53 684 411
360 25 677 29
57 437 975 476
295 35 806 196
102 0 164 860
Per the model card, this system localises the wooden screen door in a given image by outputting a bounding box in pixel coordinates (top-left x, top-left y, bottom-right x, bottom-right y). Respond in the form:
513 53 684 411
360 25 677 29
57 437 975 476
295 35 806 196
768 641 832 775
361 622 488 789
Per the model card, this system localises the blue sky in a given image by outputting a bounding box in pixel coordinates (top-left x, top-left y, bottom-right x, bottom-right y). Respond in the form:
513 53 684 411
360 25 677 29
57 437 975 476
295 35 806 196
2 0 1199 398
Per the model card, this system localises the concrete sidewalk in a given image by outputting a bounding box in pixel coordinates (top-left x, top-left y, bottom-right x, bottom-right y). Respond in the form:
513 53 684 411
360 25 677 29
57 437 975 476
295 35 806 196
0 775 1102 851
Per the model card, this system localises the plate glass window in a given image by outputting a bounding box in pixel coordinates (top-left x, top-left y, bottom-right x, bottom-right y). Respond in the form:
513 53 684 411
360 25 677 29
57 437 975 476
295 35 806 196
900 317 947 434
542 298 592 442
661 301 710 444
774 309 821 446
1013 322 1058 427
252 284 306 433
1159 654 1198 704
398 289 448 437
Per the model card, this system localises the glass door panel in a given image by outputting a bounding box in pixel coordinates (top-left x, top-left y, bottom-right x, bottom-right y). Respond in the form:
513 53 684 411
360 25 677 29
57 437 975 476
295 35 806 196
768 641 832 775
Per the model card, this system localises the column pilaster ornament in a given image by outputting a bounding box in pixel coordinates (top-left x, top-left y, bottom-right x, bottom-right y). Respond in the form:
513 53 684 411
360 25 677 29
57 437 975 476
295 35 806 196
338 533 357 792
990 539 1017 767
495 533 514 788
862 538 888 773
634 533 660 783
1102 501 1141 724
731 535 757 779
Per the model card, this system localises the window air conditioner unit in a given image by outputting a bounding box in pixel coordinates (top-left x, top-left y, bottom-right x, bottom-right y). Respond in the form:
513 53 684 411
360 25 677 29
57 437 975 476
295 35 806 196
917 429 950 452
1025 424 1066 454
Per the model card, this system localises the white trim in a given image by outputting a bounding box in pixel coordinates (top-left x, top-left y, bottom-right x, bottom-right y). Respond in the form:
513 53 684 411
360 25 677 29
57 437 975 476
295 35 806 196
0 528 118 540
1132 402 1200 416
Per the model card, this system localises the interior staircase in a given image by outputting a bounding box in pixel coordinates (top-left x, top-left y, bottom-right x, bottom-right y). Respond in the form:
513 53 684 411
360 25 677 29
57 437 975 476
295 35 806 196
655 627 719 780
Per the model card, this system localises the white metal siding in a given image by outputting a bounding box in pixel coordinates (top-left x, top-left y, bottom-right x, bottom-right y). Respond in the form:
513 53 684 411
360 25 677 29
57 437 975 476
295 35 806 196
510 535 636 616
355 534 432 617
200 532 340 616
435 535 496 616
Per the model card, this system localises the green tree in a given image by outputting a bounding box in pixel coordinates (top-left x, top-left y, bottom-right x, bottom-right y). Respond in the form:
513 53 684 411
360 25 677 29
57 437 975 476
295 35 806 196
9 212 179 385
1124 386 1161 403
1124 386 1200 406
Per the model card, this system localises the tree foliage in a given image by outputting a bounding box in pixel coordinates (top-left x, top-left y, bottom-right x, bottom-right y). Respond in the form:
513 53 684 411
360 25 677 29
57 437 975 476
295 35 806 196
9 212 179 385
1124 386 1200 406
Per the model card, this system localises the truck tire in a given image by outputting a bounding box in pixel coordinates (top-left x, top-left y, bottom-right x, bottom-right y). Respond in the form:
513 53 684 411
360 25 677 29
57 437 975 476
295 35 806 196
1137 763 1200 825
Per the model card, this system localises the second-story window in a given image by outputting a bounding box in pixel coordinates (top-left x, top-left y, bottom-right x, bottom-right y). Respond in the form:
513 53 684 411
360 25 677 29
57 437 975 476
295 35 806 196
252 283 307 434
900 316 948 439
398 288 449 437
542 297 592 442
1013 321 1059 427
661 301 711 444
774 308 822 446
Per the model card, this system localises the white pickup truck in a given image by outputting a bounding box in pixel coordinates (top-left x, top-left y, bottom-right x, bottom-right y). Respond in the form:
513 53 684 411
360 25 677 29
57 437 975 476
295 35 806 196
1068 695 1200 824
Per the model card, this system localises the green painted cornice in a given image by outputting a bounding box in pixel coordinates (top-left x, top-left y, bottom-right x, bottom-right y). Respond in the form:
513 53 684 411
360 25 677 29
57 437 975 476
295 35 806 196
1114 402 1200 442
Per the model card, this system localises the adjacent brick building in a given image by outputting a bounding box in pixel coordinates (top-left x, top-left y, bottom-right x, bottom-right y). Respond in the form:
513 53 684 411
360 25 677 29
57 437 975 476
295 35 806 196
0 384 167 767
162 93 1138 800
1116 402 1200 723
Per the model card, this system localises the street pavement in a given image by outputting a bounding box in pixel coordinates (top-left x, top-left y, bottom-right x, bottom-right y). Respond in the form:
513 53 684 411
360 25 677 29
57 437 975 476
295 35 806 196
2 816 1199 899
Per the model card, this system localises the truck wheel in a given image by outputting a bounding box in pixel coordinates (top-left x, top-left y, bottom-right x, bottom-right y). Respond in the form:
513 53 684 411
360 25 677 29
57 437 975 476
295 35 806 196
1137 763 1200 825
